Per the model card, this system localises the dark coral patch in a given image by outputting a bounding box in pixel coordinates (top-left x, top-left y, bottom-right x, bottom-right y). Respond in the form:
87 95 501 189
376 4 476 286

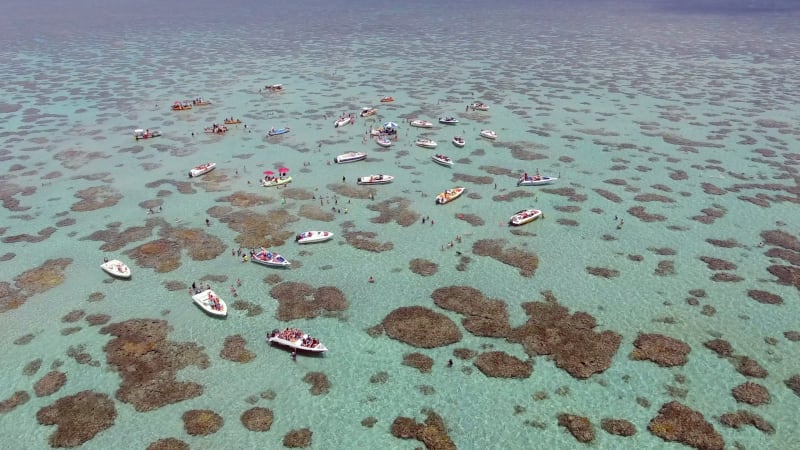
241 407 274 432
409 258 438 276
403 352 434 373
390 409 455 450
474 351 532 378
600 418 636 436
34 370 67 397
630 334 691 367
368 196 419 226
283 428 313 448
381 306 461 348
731 382 770 406
719 410 774 434
36 391 117 448
472 239 538 277
182 409 223 436
146 438 189 450
648 401 724 450
220 335 256 363
586 266 619 278
269 282 348 321
558 414 595 443
302 372 331 395
431 286 510 337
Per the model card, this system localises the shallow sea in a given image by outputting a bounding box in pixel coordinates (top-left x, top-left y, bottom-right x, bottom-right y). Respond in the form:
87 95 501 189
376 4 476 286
1 0 799 449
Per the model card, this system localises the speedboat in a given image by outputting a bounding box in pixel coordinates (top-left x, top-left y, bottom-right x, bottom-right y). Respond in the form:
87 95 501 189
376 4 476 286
357 174 394 185
410 119 434 128
509 208 543 226
438 117 459 125
334 151 367 164
266 328 328 353
193 99 212 106
171 101 192 111
380 96 394 103
432 154 453 167
479 129 497 140
223 118 241 125
360 107 377 117
189 162 216 178
334 116 354 128
517 173 558 186
192 289 227 317
376 136 392 147
452 136 465 147
415 138 438 149
296 230 334 244
204 125 228 134
267 127 290 137
435 187 465 205
261 176 292 187
471 102 490 111
251 248 291 268
134 129 161 140
264 84 284 91
100 259 131 279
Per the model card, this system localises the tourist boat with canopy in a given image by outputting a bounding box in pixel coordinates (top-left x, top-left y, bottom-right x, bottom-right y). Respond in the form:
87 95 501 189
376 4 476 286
189 162 216 178
192 289 227 317
251 248 291 268
100 259 131 279
435 187 465 205
380 96 394 103
509 208 543 226
296 230 334 244
357 174 394 185
261 176 292 187
267 328 328 353
334 151 367 163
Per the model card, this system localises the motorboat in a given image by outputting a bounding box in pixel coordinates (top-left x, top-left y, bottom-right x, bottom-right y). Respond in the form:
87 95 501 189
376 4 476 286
517 172 558 186
509 209 543 226
435 187 465 205
251 248 291 268
134 129 161 140
171 101 192 111
296 230 334 244
334 116 354 128
438 117 459 125
192 289 227 317
452 136 465 147
261 176 292 187
204 125 228 134
415 138 438 149
431 154 453 167
267 328 328 353
100 259 131 279
267 127 291 137
380 96 394 103
264 84 284 91
334 152 367 164
376 136 392 147
471 102 490 111
480 129 497 140
223 118 241 125
360 107 377 117
357 174 394 185
193 98 212 106
189 162 216 178
410 119 433 128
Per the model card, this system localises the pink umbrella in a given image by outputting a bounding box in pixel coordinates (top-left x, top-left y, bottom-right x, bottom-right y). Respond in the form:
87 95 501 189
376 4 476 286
263 170 275 175
279 167 289 173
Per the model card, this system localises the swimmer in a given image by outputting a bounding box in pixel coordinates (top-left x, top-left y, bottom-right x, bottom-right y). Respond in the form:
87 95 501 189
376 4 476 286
369 276 375 283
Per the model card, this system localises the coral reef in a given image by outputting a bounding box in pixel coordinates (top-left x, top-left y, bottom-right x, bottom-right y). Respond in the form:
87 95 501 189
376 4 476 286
731 382 770 406
403 352 434 373
557 414 595 443
630 333 691 367
342 230 393 252
302 372 331 395
586 266 619 278
785 375 800 397
0 391 29 414
647 401 724 450
703 339 733 357
381 306 462 348
71 186 123 212
34 370 67 397
600 418 636 436
283 428 313 448
269 282 348 321
389 408 456 450
36 390 117 447
182 409 223 436
733 356 768 378
241 407 274 432
146 438 189 450
220 335 256 363
473 351 532 378
1 258 72 313
719 410 774 434
431 286 510 337
23 358 42 376
472 239 538 277
410 258 438 276
368 196 419 226
297 204 335 222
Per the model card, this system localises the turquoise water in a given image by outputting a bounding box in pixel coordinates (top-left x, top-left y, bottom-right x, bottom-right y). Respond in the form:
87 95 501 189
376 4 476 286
2 0 799 448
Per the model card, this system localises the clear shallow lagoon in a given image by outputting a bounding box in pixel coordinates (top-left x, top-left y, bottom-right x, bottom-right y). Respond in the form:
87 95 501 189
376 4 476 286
1 0 799 448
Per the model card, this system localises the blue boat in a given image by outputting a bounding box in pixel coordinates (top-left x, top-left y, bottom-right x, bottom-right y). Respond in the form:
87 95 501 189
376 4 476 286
267 127 290 137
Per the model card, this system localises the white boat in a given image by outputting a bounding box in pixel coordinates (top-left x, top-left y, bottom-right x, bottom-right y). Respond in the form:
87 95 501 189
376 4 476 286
100 259 131 279
334 116 354 128
334 152 367 164
452 136 465 147
509 208 543 226
192 289 227 317
415 138 438 149
517 173 558 186
189 162 216 178
295 230 334 244
134 129 161 140
267 328 328 353
204 125 228 134
409 119 433 128
480 129 497 140
251 248 291 268
376 136 392 147
357 174 394 185
264 84 283 91
261 176 292 187
360 107 377 117
435 187 465 205
432 154 453 167
267 127 290 137
438 117 459 125
471 102 490 111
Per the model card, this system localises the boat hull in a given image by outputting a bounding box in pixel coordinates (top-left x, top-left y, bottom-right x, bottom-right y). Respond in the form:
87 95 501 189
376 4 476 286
189 163 216 178
416 140 437 149
518 176 558 186
509 209 543 226
334 152 366 164
296 231 334 244
100 260 131 279
192 289 227 317
452 137 465 147
357 175 394 185
251 251 291 268
261 176 292 187
432 156 453 167
435 187 465 205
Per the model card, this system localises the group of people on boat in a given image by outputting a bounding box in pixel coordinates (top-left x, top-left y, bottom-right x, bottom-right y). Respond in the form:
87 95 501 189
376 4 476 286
254 248 282 262
269 328 321 348
224 117 241 124
521 169 543 182
205 124 228 134
192 98 210 106
207 292 223 311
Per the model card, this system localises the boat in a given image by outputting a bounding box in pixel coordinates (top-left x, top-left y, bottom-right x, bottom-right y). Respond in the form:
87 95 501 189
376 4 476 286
452 136 466 147
509 208 543 226
435 187 465 205
334 151 367 164
204 125 228 134
480 129 497 140
517 171 558 186
357 174 394 185
376 136 392 147
410 119 433 128
261 176 292 187
334 116 354 128
438 117 459 125
264 84 284 91
296 230 334 244
100 259 131 279
134 129 161 140
192 289 227 317
193 99 212 106
471 102 490 111
415 138 438 149
223 118 241 125
251 248 291 268
432 154 453 167
266 328 328 353
171 101 192 111
267 127 291 137
189 162 216 178
360 107 377 117
380 96 394 103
